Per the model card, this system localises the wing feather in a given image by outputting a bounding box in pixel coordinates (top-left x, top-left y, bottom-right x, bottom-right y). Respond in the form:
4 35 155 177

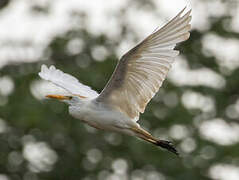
97 8 191 120
39 64 99 98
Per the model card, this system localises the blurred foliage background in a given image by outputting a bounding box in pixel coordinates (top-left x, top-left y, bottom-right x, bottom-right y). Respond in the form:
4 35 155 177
0 0 239 180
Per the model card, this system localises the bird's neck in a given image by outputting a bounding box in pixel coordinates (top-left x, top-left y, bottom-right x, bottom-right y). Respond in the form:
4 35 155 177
68 98 88 107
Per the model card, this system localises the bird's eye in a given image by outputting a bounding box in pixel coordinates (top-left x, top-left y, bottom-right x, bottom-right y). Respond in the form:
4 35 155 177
66 96 73 100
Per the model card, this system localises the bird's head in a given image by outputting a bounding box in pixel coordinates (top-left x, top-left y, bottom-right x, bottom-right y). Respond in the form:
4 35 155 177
45 94 86 105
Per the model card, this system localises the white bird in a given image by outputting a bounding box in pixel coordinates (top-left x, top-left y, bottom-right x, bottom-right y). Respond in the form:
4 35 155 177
39 8 191 155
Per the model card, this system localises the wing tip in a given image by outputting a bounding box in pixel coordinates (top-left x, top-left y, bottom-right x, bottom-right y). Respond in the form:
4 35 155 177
182 32 190 41
49 65 56 70
39 64 55 80
179 6 192 23
39 64 48 79
178 6 192 17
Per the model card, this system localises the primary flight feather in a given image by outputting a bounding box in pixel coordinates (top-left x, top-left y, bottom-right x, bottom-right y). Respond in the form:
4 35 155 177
39 8 191 155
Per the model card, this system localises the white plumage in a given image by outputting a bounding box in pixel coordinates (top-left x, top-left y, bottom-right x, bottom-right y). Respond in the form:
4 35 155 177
39 8 191 155
98 8 191 121
39 64 99 98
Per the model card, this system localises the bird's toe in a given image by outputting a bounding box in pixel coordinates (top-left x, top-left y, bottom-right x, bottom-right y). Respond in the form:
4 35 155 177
157 140 179 156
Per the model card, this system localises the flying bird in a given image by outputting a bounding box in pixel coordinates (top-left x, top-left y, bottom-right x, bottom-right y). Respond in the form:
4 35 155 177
39 8 191 155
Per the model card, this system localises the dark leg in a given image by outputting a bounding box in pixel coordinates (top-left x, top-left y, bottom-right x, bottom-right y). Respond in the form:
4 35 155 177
131 127 179 156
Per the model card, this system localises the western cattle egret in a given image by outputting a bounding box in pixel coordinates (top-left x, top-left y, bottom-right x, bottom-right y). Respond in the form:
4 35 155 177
39 8 191 155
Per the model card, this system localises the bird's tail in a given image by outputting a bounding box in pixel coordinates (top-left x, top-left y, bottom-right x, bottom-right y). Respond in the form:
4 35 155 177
131 127 179 156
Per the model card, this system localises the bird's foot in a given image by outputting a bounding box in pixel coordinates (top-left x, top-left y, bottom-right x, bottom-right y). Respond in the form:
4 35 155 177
156 140 179 156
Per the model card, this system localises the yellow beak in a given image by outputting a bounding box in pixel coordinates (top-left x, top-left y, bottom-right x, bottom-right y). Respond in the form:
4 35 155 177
46 94 72 100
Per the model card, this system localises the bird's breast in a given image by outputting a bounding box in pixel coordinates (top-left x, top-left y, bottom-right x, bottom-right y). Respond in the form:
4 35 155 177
69 102 134 130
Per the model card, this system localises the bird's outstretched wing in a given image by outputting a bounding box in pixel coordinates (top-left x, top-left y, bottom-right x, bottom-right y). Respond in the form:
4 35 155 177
97 8 191 120
39 65 99 98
